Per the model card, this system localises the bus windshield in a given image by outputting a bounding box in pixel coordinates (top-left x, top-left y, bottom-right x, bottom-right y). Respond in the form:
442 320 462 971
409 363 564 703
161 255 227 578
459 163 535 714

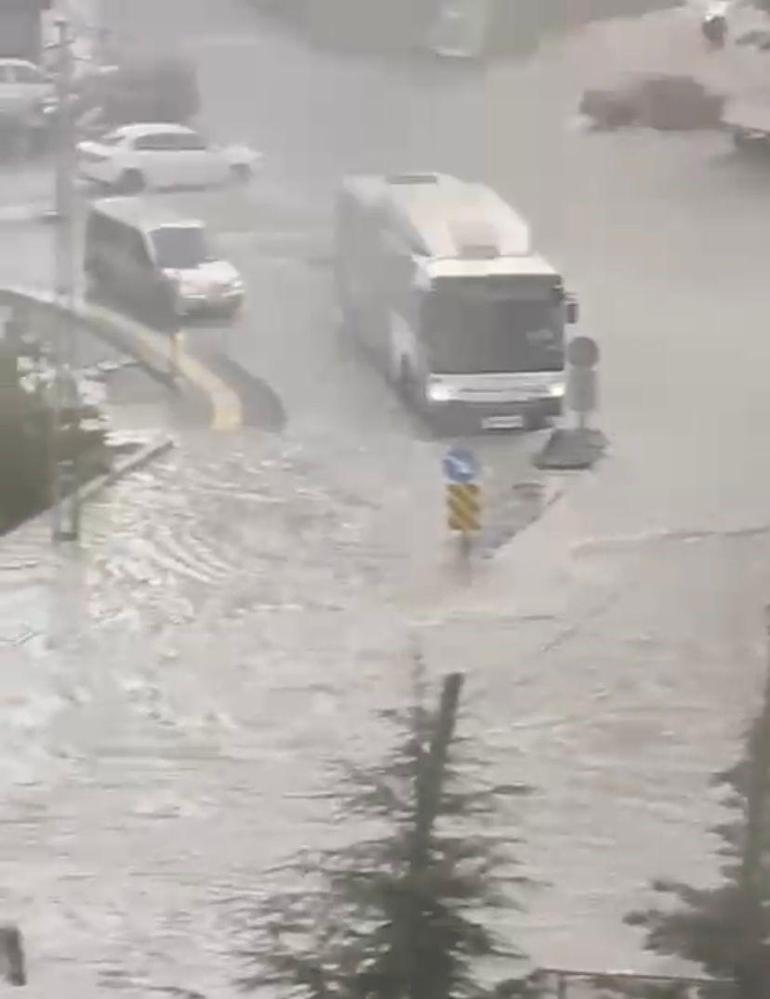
150 225 211 269
423 280 564 374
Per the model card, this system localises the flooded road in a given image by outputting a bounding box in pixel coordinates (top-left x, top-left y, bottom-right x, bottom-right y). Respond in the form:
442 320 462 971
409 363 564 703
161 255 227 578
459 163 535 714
2 433 768 993
4 0 770 993
0 434 415 996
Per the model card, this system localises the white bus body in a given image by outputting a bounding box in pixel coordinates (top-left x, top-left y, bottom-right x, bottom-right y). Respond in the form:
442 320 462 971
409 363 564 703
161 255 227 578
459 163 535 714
335 172 578 431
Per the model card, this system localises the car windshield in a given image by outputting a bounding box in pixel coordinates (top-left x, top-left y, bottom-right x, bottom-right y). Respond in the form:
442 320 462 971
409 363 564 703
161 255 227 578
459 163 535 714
423 279 564 374
150 225 211 269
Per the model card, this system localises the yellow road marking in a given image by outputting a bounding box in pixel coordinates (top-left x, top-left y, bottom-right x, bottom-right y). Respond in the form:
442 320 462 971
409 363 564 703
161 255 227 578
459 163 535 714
139 325 242 431
1 290 243 431
85 302 243 431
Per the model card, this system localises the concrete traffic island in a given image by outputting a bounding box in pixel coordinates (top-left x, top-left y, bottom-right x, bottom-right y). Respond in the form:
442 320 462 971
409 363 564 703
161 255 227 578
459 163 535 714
535 427 608 471
535 335 607 471
0 286 242 431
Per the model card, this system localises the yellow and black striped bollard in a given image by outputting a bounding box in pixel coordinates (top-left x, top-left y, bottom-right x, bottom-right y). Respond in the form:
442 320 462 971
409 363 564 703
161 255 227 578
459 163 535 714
447 482 481 534
447 483 482 575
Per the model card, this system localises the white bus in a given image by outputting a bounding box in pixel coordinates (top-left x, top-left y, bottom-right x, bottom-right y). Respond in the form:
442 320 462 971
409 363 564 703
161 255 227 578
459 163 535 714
335 172 578 432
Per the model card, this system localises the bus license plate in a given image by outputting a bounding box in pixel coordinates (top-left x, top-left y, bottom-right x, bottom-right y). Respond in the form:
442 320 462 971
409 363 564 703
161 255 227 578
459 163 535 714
482 415 525 430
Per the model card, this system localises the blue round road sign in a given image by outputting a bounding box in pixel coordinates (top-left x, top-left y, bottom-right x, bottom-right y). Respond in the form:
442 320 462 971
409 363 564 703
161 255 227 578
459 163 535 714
443 447 479 484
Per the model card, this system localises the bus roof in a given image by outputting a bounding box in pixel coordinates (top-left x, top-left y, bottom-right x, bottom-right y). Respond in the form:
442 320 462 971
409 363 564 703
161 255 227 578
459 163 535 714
89 197 204 231
424 255 558 280
340 173 533 260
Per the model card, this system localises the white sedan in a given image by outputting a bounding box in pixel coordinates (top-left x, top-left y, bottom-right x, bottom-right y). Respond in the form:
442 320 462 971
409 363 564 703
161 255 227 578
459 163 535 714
77 123 261 193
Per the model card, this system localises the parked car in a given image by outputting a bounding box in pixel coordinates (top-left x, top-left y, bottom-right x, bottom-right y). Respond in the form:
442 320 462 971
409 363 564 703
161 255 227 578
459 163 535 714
579 73 725 131
76 122 261 193
0 58 53 125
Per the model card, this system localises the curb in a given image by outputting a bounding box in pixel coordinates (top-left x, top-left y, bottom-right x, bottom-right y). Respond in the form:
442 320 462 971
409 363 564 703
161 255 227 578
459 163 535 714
534 428 608 470
0 436 174 546
79 435 174 504
0 286 243 430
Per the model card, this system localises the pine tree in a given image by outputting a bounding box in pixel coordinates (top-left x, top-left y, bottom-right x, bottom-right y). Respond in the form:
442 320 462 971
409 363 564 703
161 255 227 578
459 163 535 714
232 666 537 998
626 626 770 999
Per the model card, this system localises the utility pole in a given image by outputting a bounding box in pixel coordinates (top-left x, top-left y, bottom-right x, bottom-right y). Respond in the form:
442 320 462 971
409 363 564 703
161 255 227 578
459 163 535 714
731 607 770 999
412 672 464 871
50 16 81 543
406 671 464 999
0 924 26 986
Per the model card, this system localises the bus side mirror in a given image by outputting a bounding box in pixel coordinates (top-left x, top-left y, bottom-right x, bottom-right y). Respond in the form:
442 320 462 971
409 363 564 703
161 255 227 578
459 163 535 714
566 296 579 324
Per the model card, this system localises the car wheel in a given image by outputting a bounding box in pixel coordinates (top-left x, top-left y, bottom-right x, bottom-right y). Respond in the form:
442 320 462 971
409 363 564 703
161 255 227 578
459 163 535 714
230 162 252 183
117 169 145 194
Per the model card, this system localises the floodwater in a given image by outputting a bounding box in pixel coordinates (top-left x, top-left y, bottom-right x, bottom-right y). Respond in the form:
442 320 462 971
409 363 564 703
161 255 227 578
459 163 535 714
4 0 770 993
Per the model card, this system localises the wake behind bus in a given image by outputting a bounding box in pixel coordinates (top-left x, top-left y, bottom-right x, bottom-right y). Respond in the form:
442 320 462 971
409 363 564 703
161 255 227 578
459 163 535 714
334 172 579 432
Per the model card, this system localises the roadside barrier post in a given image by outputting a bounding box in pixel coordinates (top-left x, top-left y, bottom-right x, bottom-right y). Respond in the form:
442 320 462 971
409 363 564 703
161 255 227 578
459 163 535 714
535 335 605 470
443 447 481 578
565 335 599 431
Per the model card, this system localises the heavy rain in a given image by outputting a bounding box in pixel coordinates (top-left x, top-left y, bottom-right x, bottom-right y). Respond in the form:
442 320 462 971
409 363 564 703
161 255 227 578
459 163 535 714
2 0 770 996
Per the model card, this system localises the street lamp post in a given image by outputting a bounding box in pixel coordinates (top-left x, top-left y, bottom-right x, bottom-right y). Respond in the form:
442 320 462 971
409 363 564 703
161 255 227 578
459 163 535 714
50 16 81 544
